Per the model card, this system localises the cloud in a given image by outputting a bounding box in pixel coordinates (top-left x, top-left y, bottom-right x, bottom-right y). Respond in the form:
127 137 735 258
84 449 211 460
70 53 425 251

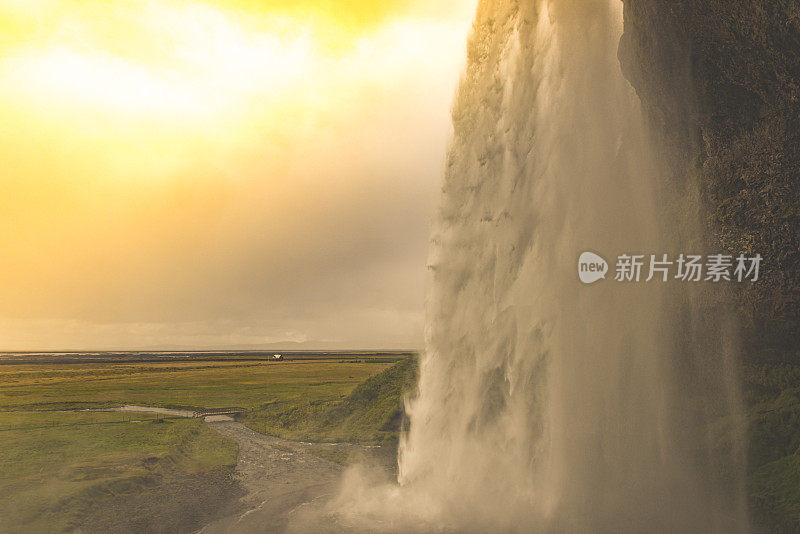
0 0 474 349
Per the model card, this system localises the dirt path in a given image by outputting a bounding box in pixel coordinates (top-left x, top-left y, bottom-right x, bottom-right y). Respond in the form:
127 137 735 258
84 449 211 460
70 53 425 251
110 404 198 417
197 421 346 534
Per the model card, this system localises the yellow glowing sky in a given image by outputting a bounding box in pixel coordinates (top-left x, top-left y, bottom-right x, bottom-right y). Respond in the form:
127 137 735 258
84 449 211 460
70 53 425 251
0 0 474 349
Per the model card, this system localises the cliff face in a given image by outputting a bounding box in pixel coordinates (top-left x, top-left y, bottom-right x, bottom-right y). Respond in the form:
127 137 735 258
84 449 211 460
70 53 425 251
619 3 800 529
619 0 800 364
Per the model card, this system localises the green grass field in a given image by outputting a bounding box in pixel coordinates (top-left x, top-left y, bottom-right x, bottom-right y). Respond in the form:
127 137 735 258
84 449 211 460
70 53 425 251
0 360 394 412
0 415 237 533
0 358 401 533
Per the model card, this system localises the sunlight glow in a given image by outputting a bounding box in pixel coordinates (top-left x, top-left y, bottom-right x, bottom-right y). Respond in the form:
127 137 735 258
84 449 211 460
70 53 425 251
11 47 204 115
0 0 474 349
1 4 317 118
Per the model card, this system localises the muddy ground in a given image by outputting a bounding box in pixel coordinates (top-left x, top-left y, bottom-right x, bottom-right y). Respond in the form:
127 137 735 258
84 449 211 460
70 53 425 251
73 465 244 534
197 420 396 534
69 417 394 534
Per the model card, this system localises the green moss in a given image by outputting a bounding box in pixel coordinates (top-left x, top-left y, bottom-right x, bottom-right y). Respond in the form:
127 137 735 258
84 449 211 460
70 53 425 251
747 388 800 467
751 454 800 533
742 361 800 532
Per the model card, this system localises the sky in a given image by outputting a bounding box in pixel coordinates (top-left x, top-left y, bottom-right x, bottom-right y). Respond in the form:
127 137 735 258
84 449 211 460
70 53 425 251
0 0 475 350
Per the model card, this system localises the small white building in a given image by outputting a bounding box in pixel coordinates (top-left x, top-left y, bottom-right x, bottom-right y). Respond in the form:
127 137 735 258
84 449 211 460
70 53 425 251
273 354 284 361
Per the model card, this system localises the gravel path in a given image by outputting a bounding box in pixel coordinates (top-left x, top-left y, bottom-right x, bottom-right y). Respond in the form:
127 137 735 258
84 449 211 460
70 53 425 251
197 421 345 534
110 404 198 417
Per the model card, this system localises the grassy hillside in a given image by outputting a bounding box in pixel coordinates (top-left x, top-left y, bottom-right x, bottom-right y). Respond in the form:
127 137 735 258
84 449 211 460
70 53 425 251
0 414 239 534
743 362 800 532
242 357 418 444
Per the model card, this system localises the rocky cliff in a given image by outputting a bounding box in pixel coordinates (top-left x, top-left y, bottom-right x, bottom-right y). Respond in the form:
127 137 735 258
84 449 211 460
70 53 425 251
619 3 800 530
619 0 799 364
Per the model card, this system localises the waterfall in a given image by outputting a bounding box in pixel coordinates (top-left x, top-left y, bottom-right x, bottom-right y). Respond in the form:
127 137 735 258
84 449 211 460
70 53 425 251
322 1 749 532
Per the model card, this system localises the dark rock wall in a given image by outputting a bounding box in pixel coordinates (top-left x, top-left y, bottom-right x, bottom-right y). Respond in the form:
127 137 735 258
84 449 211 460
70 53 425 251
619 0 800 364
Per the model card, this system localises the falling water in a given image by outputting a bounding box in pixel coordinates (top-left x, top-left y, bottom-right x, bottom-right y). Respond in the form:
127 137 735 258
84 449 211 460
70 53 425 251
320 0 749 532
